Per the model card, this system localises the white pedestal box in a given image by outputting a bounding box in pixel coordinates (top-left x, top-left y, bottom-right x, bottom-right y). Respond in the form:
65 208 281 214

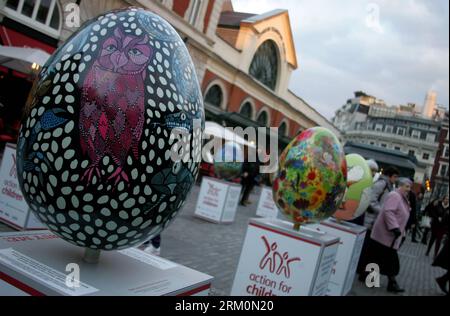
255 187 279 219
194 176 242 224
230 218 340 296
0 231 213 296
0 143 46 231
310 218 367 296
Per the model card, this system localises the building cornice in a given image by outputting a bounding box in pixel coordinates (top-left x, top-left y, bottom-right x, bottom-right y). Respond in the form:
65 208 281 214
239 9 297 69
344 130 439 149
128 0 215 47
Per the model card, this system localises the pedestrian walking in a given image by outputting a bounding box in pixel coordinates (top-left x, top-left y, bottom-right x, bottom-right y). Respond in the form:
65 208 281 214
364 166 400 230
421 199 438 245
367 159 380 183
411 192 424 243
401 187 417 246
240 160 261 206
432 238 449 295
357 166 399 281
366 177 412 293
140 234 161 256
426 195 449 259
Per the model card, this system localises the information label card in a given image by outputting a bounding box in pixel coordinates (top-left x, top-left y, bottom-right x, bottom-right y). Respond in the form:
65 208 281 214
0 144 45 230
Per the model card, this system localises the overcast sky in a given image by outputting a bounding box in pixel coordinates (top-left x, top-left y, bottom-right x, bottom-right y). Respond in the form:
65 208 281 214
232 0 449 120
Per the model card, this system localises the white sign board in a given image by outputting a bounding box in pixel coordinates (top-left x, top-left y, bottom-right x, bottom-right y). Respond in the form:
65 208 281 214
0 144 45 230
311 219 366 296
0 231 213 296
118 248 178 270
222 185 241 223
194 177 241 224
0 248 99 296
256 187 279 219
231 218 339 296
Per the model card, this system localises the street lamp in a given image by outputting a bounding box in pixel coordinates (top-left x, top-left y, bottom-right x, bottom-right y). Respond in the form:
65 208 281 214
425 179 431 192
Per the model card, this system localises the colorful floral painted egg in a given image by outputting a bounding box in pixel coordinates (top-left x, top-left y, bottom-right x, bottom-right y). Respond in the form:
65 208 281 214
213 142 244 181
16 8 204 250
273 127 347 226
334 154 372 221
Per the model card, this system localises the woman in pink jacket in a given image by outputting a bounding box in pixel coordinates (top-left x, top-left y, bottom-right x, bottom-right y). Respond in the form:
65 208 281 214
367 178 412 293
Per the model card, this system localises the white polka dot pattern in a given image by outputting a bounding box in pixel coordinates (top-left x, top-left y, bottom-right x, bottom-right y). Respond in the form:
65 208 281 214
16 8 204 251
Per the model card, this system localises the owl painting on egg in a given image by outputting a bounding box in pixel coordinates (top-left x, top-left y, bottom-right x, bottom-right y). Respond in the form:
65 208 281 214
80 27 151 185
16 8 205 251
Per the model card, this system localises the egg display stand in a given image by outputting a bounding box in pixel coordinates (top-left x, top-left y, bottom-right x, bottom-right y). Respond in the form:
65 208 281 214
83 248 101 264
255 186 279 219
309 218 367 296
194 176 242 224
230 217 340 296
0 230 213 296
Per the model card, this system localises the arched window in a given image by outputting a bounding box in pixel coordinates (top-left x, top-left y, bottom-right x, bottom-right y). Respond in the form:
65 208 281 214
279 122 288 137
257 111 269 127
239 102 253 119
249 40 279 90
204 84 223 108
3 0 61 38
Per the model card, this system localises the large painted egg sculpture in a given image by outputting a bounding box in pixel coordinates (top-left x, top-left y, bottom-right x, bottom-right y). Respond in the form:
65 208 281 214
213 142 244 181
16 8 204 250
334 154 372 221
273 127 347 226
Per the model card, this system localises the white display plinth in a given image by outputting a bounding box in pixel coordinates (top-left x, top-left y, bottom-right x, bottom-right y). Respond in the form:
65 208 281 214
310 218 366 296
0 231 213 296
231 218 340 296
194 176 242 224
256 187 279 219
0 143 45 231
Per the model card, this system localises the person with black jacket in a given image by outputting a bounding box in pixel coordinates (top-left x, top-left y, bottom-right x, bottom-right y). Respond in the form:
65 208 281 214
421 199 439 244
411 192 424 243
433 238 449 295
426 195 449 259
140 235 161 256
240 160 261 206
401 189 417 247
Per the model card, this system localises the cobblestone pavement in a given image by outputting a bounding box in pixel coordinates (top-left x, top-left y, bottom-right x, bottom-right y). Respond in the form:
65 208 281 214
0 183 447 296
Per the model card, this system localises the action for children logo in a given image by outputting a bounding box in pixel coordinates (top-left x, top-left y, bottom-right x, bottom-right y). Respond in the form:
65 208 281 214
244 236 301 296
1 152 23 202
202 182 221 208
260 236 301 278
207 183 221 196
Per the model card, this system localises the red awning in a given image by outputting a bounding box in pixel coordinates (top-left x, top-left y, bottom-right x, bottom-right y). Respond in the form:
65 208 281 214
0 26 55 77
0 26 56 54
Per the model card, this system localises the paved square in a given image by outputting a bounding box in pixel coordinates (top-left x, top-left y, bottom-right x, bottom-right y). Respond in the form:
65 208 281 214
0 183 446 296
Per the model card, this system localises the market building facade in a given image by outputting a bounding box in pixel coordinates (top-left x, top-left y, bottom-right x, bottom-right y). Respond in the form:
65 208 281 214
430 111 449 198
